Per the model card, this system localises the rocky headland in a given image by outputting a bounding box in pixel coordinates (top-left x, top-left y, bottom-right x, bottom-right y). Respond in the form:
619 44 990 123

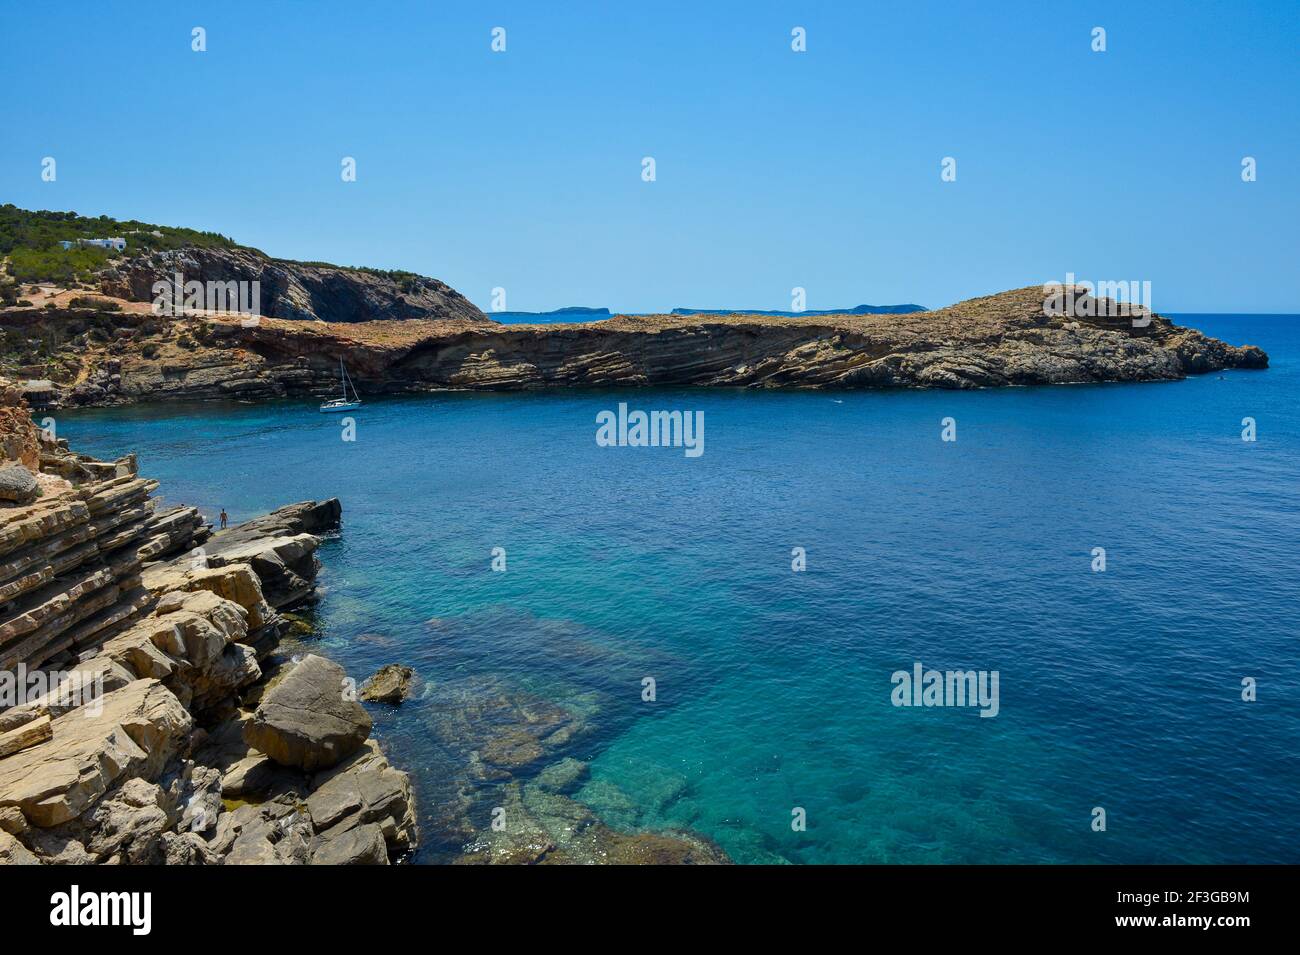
0 378 416 864
0 284 1267 408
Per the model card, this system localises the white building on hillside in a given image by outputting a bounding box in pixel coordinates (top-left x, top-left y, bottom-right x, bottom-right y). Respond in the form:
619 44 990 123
81 237 127 251
58 237 127 251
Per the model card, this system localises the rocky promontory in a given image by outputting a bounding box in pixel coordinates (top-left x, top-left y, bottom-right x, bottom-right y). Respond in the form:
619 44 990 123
0 380 416 864
0 285 1266 407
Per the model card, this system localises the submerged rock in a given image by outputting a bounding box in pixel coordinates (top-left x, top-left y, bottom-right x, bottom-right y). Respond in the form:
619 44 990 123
456 781 728 865
575 779 640 830
426 674 593 782
535 757 590 794
360 664 415 704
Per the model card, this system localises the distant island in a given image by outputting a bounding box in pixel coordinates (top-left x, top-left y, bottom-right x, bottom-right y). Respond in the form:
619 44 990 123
491 304 928 320
492 307 612 322
670 304 926 317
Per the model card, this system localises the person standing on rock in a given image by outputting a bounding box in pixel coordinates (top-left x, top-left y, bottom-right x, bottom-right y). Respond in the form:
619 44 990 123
219 507 228 530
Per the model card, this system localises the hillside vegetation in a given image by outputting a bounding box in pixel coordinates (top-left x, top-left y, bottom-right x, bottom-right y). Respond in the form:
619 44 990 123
0 204 241 284
0 205 445 291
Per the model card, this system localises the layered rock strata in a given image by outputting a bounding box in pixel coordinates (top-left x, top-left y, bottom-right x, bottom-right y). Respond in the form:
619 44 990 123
0 286 1268 407
0 380 416 864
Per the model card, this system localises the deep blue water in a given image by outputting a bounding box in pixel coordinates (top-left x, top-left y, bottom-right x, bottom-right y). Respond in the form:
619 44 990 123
55 315 1300 864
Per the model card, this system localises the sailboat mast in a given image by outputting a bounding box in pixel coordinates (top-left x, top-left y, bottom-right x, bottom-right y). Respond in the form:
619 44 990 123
339 357 357 402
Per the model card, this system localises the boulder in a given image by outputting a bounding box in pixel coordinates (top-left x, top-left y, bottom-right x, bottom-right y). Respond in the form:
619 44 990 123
306 739 418 853
0 464 40 505
85 778 170 864
360 664 414 704
243 654 370 771
0 829 39 865
309 822 388 865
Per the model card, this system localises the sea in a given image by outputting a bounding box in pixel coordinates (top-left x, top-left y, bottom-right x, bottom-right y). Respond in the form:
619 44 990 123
53 314 1300 864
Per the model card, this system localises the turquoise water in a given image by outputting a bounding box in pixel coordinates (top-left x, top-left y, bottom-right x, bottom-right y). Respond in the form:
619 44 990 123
56 315 1300 864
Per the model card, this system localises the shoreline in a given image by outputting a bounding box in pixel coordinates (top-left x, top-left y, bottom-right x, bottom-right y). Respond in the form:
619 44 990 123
0 285 1268 411
0 378 417 864
0 378 732 865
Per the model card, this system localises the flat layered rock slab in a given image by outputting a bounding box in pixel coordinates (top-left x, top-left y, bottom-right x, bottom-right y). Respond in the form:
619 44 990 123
0 678 192 827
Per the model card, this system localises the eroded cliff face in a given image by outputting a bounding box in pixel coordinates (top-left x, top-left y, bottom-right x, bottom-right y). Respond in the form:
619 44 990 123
99 246 491 325
0 285 1269 407
0 380 39 469
0 382 417 864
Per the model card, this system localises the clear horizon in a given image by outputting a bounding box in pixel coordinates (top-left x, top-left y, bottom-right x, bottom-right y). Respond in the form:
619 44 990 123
2 0 1297 313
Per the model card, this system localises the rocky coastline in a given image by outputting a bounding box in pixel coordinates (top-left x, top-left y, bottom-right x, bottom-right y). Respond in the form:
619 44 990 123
0 378 732 865
0 378 416 864
0 284 1268 409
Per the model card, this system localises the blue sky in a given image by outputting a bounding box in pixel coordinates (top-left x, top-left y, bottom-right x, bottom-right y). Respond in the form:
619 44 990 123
2 0 1296 312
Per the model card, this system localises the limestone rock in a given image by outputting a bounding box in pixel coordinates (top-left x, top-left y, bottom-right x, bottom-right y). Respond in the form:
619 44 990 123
0 713 52 758
360 663 414 704
0 829 39 865
220 799 314 865
85 778 170 864
309 822 388 865
0 679 192 827
306 739 418 853
0 464 40 505
0 806 26 834
243 654 371 771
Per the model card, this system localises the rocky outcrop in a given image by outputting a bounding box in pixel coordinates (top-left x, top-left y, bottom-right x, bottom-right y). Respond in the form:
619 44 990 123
243 654 371 771
0 449 209 673
0 379 416 864
360 664 414 704
0 379 40 469
0 465 38 505
99 247 489 325
2 285 1267 407
0 678 192 827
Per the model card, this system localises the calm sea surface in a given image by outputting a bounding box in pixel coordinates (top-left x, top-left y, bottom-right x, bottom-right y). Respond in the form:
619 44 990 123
55 314 1300 864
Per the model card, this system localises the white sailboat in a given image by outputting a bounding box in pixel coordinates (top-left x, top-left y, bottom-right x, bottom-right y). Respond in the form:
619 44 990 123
319 357 362 412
